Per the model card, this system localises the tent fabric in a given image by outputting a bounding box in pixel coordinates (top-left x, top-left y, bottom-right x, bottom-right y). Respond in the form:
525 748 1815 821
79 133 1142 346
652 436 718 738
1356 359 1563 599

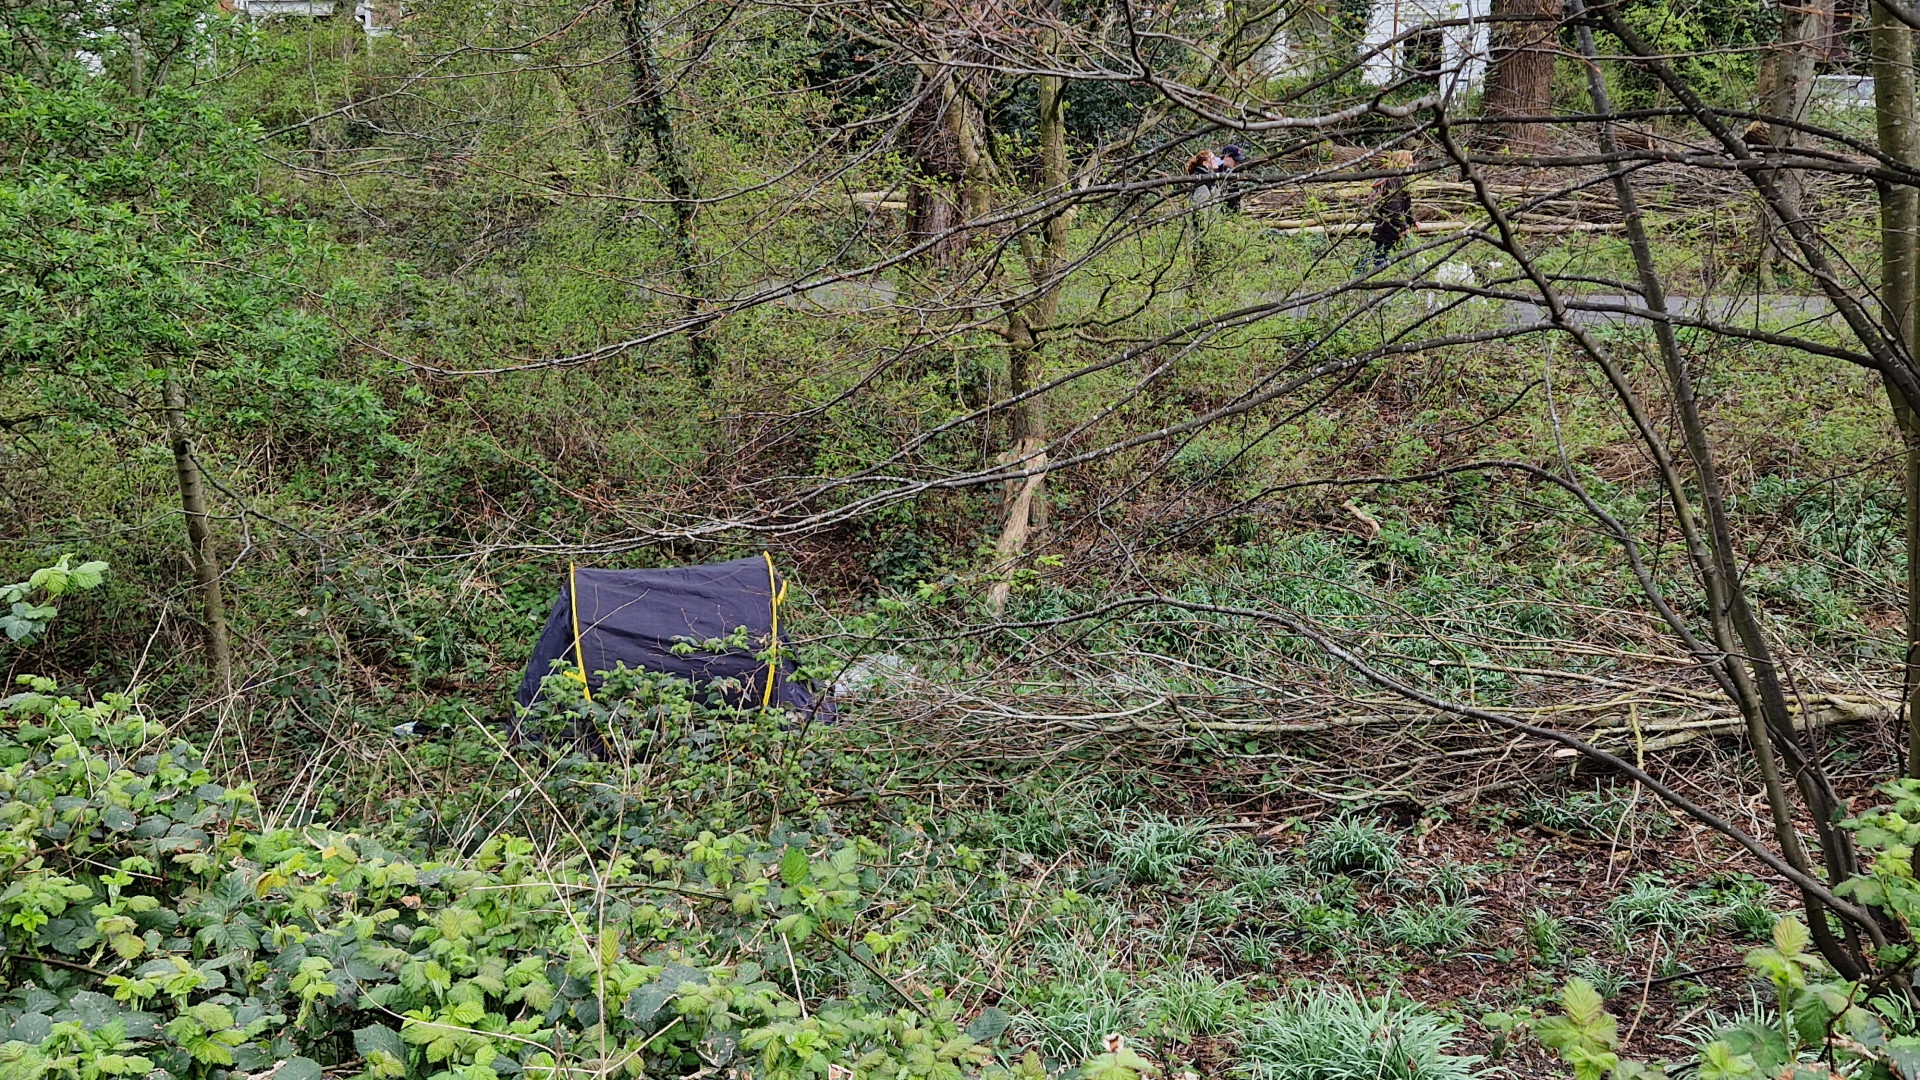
515 557 814 712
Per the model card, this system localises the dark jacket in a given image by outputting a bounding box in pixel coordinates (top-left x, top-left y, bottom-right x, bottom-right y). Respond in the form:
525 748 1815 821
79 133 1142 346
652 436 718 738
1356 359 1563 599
1370 176 1414 247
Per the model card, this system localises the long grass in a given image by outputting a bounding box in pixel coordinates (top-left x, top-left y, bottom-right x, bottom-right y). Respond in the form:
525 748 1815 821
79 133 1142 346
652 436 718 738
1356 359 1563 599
1236 988 1487 1080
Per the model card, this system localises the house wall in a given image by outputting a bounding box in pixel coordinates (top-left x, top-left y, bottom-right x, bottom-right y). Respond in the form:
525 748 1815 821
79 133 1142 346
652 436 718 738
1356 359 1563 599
1256 0 1489 95
1359 0 1488 94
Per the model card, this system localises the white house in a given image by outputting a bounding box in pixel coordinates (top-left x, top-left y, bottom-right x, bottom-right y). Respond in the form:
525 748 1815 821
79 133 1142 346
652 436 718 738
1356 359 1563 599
1258 0 1490 95
227 0 403 31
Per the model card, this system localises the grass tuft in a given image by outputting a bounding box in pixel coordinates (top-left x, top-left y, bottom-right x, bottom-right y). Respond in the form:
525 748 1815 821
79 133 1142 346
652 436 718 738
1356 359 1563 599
1383 902 1480 952
1236 988 1487 1080
1109 814 1208 886
1144 967 1252 1041
1525 907 1571 961
1010 967 1142 1063
1569 957 1631 1000
1606 873 1718 939
1304 815 1402 879
1520 784 1672 840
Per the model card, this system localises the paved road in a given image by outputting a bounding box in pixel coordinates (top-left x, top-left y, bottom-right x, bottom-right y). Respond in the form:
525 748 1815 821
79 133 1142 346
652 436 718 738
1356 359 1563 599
1263 289 1845 331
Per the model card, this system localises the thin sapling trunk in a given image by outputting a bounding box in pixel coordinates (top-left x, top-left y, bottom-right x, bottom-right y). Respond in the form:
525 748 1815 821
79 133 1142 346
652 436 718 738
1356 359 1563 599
163 374 233 696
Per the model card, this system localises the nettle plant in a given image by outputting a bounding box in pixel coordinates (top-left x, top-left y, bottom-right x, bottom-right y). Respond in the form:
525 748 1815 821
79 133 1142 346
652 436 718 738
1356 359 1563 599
0 576 1124 1080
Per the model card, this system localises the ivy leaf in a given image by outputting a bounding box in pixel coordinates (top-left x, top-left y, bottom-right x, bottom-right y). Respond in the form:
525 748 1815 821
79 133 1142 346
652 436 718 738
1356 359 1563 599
9 1013 52 1045
66 992 125 1030
355 1025 406 1061
698 1033 738 1067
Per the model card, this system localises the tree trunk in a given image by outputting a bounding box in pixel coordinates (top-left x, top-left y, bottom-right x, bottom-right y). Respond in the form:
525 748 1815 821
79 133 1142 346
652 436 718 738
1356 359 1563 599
1757 0 1821 271
1871 0 1920 776
1572 0 1875 976
986 63 1069 614
618 0 710 383
1482 0 1561 154
163 375 233 696
906 72 969 263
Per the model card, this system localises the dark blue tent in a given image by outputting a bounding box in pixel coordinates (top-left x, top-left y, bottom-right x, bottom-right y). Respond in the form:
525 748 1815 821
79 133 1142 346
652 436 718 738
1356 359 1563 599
516 556 814 712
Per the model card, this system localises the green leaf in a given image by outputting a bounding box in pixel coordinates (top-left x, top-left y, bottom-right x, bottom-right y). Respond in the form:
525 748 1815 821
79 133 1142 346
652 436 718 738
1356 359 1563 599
354 1025 406 1061
400 1018 441 1045
67 562 107 591
1772 917 1810 957
624 983 673 1024
1560 977 1613 1044
278 1057 323 1080
186 1003 234 1031
779 846 809 886
1885 1036 1920 1080
1564 1043 1619 1080
1697 1041 1761 1080
364 1050 407 1080
1719 1022 1790 1072
964 1007 1010 1042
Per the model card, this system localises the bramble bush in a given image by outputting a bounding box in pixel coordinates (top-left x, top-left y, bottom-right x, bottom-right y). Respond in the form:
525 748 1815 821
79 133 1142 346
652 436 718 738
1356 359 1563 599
0 565 1132 1080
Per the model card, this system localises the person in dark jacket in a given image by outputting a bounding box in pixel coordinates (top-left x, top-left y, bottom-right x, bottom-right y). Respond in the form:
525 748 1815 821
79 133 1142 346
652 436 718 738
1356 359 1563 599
1365 149 1415 270
1214 144 1247 212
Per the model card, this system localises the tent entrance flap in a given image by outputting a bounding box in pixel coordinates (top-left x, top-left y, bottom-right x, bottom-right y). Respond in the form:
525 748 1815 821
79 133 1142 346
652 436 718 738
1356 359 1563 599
516 556 812 712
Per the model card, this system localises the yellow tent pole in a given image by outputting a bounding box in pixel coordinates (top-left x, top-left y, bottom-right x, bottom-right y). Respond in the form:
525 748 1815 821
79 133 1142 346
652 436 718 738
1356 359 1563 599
569 562 591 702
762 552 786 709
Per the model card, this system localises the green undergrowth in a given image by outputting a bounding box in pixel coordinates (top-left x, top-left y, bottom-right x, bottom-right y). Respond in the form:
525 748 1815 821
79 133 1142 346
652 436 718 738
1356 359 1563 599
856 469 1906 749
0 678 1021 1080
3 562 1899 1080
0 650 1505 1080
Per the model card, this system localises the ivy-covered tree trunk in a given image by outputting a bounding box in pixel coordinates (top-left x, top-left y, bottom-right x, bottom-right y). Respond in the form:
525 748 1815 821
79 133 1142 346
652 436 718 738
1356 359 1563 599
163 375 233 696
619 0 711 384
906 69 970 264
